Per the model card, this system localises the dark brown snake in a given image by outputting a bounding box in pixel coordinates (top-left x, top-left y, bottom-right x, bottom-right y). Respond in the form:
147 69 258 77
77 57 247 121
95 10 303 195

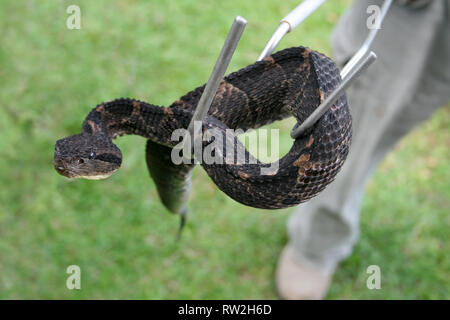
54 46 352 217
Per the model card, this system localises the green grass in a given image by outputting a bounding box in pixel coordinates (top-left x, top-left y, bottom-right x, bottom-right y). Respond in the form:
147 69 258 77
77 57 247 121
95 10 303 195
0 0 448 299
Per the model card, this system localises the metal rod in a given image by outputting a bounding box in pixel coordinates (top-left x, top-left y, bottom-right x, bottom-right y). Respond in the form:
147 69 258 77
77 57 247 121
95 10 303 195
289 0 392 138
257 22 290 62
282 0 327 30
187 16 247 138
291 51 377 139
257 0 326 61
340 0 392 78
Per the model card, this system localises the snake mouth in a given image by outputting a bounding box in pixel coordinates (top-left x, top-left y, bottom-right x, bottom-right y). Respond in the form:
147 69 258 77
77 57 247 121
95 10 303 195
54 161 117 180
77 171 117 180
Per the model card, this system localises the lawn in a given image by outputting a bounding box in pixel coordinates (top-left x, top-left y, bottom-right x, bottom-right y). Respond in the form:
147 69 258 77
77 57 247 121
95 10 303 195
0 0 448 299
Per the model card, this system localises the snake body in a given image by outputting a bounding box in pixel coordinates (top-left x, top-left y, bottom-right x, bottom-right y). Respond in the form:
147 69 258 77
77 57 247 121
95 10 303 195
54 46 352 214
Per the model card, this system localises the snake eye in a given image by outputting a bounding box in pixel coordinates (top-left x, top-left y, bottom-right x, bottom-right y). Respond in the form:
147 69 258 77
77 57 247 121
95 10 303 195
89 151 96 159
78 159 85 164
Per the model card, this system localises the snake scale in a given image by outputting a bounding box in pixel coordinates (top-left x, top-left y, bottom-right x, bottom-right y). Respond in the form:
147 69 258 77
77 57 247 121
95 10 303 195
54 46 352 216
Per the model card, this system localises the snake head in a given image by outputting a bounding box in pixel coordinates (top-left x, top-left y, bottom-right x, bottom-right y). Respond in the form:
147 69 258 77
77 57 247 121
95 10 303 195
54 133 122 180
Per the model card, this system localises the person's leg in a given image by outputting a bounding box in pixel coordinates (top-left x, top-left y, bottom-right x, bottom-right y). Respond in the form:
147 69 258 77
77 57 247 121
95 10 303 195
277 0 449 299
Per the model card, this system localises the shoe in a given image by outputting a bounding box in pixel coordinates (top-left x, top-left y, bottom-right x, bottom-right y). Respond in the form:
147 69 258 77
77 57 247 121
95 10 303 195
275 244 333 300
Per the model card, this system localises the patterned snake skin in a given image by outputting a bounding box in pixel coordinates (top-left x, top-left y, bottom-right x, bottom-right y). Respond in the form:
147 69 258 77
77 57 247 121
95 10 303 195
54 46 352 215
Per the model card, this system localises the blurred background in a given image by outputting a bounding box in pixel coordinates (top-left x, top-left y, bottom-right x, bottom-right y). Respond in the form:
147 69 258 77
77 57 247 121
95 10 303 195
0 0 448 299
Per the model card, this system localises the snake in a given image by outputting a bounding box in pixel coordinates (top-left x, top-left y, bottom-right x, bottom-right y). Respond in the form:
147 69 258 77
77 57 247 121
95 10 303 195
54 46 352 217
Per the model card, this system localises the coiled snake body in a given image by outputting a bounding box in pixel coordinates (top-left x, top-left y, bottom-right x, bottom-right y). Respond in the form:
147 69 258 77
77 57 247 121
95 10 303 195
54 47 352 215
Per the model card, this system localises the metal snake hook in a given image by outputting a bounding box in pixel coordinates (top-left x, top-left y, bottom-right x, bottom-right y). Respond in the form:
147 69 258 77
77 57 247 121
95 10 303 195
186 16 247 142
339 0 393 79
258 0 327 61
289 0 393 138
177 16 247 239
256 0 392 139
